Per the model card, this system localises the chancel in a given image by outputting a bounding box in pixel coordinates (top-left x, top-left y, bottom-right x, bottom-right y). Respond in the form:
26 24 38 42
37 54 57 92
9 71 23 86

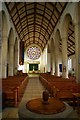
1 1 80 120
33 66 34 71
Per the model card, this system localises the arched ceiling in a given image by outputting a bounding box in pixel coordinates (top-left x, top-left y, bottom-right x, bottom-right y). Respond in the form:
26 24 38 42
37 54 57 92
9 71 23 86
5 2 75 56
5 2 67 50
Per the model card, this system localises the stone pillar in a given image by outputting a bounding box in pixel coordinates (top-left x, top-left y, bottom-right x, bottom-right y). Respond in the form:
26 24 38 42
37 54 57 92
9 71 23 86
24 52 27 73
0 30 2 79
14 47 18 75
50 38 55 75
47 53 51 73
8 44 14 76
74 3 80 83
50 48 53 75
42 47 47 73
62 37 68 78
40 53 44 73
55 39 59 76
52 54 55 75
19 41 24 64
49 38 53 75
74 22 80 83
50 51 53 75
2 36 8 78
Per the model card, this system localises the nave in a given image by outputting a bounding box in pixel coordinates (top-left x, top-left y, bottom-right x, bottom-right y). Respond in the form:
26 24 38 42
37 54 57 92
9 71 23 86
2 74 80 119
2 74 45 119
1 3 80 119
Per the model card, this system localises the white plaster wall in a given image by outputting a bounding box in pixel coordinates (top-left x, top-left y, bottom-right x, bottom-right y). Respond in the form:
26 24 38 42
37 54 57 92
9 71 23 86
2 3 19 44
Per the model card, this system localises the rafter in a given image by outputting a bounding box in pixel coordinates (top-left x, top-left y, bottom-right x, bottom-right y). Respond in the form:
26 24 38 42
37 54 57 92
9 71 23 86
5 2 69 53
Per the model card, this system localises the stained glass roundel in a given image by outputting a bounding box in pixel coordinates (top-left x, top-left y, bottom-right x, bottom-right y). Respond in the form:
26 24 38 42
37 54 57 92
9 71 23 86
27 46 41 60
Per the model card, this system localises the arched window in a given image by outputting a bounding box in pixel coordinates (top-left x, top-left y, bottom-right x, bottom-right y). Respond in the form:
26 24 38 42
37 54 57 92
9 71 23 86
27 46 41 60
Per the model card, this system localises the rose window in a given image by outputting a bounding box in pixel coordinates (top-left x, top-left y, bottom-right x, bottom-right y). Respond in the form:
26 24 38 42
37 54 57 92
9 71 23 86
27 46 41 60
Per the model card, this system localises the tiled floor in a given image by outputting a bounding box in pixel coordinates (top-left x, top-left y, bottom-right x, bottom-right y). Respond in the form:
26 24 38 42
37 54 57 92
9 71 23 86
2 74 80 119
2 74 45 119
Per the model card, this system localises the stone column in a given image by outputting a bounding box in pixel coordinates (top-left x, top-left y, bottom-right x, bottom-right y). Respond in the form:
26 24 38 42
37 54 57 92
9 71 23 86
74 3 80 83
8 44 14 76
14 47 18 75
47 53 51 73
55 40 59 76
74 22 80 83
19 41 24 64
0 30 2 79
2 35 8 78
43 47 47 73
40 53 44 73
62 37 68 78
24 51 27 73
52 54 55 75
50 47 54 75
50 38 55 75
49 38 53 75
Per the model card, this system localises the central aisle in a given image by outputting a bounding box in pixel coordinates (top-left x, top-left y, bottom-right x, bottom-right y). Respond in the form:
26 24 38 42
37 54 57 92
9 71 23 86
2 75 45 119
19 75 79 119
21 75 45 103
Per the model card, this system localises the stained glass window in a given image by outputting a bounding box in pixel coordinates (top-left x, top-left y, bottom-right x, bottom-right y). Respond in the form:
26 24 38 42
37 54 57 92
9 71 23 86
27 46 41 60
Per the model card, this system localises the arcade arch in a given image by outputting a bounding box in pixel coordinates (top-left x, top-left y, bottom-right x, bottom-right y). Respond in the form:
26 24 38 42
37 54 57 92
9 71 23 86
61 14 74 78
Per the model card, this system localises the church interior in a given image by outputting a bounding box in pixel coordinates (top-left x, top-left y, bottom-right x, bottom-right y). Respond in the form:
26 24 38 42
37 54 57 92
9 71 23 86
1 2 80 119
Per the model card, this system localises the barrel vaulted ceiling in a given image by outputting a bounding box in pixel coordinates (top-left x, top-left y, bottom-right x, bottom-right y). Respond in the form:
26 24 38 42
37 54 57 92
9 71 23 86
5 2 75 56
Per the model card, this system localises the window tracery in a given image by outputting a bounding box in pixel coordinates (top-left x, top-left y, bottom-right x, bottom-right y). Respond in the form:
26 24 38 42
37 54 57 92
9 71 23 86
27 46 41 60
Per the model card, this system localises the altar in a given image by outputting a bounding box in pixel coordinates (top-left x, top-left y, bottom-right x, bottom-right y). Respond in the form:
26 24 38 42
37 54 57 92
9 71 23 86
28 70 40 74
18 98 79 120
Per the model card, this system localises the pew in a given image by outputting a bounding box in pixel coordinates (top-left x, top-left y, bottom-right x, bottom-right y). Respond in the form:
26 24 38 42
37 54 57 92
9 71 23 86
2 73 29 107
39 73 80 102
